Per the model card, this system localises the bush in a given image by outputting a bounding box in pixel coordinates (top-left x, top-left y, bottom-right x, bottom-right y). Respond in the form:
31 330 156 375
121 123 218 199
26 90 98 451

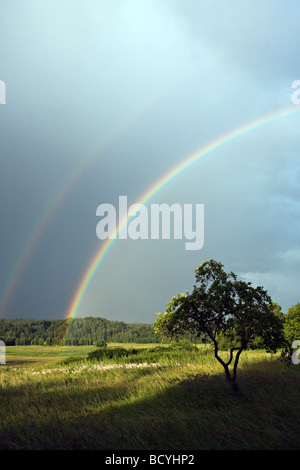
284 303 300 345
87 347 138 361
61 356 86 365
169 341 198 351
93 340 107 348
87 343 201 365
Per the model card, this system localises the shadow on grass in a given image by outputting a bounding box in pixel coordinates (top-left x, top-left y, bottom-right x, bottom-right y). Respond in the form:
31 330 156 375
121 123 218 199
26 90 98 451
0 359 300 450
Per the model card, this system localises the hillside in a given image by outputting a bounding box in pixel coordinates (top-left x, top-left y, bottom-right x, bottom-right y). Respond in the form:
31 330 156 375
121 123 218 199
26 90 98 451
0 316 159 345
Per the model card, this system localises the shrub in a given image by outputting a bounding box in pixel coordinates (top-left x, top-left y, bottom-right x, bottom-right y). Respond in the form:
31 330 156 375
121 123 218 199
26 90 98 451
61 355 86 365
87 347 138 361
93 339 107 348
169 341 197 351
284 303 300 345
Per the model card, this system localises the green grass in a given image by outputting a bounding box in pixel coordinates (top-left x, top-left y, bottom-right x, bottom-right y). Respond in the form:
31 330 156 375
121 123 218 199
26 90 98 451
4 345 95 367
0 344 300 450
4 343 166 367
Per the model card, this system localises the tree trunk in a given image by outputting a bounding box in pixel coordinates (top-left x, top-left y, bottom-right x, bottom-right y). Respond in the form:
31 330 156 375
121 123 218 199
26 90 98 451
211 338 243 396
215 347 243 395
226 376 242 395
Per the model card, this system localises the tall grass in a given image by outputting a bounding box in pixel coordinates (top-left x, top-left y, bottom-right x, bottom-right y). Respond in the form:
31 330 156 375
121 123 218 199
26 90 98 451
0 344 299 450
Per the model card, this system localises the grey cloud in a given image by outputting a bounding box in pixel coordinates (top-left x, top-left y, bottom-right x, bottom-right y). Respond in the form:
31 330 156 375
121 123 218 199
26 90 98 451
0 0 299 322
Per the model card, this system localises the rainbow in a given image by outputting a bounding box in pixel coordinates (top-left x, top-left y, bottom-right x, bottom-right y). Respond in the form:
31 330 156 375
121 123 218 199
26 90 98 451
0 74 191 319
65 105 300 322
0 93 162 318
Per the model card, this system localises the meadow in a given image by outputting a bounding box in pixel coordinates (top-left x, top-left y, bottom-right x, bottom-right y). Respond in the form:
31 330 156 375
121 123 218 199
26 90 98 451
0 343 300 450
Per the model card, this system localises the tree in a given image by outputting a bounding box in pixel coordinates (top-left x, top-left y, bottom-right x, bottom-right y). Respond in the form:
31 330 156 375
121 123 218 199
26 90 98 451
249 301 285 349
284 302 300 345
154 260 284 394
272 302 285 320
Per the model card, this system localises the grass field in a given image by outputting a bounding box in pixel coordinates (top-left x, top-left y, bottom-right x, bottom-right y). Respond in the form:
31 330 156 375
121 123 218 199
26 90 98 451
0 344 300 450
3 344 166 367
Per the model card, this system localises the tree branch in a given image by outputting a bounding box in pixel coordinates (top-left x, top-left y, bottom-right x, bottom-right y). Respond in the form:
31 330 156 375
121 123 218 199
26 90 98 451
232 347 244 382
225 347 242 367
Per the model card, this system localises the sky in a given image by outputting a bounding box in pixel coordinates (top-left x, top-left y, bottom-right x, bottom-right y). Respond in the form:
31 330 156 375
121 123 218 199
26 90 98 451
0 0 299 323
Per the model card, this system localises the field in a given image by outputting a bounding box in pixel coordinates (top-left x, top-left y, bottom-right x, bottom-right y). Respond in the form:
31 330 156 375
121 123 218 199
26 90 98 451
0 343 300 450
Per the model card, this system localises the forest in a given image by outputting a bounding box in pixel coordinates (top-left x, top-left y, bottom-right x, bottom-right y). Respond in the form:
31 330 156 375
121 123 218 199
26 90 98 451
0 316 159 345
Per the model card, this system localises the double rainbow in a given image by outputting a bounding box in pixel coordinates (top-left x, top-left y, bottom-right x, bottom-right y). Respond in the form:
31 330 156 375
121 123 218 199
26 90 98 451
1 105 299 323
65 105 300 321
0 93 161 317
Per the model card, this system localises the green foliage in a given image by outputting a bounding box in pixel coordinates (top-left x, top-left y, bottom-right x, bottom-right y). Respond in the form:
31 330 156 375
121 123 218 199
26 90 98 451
154 260 285 391
284 302 300 345
93 339 107 348
61 355 87 365
87 347 138 361
0 317 159 346
86 343 200 365
169 341 197 351
272 301 285 320
155 260 284 353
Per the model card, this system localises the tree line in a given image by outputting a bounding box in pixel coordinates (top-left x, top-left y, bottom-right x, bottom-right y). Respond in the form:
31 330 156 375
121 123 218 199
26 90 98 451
0 316 160 346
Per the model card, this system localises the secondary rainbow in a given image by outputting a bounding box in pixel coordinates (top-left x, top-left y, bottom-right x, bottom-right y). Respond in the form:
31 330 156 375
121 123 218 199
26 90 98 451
65 105 300 321
0 92 161 318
